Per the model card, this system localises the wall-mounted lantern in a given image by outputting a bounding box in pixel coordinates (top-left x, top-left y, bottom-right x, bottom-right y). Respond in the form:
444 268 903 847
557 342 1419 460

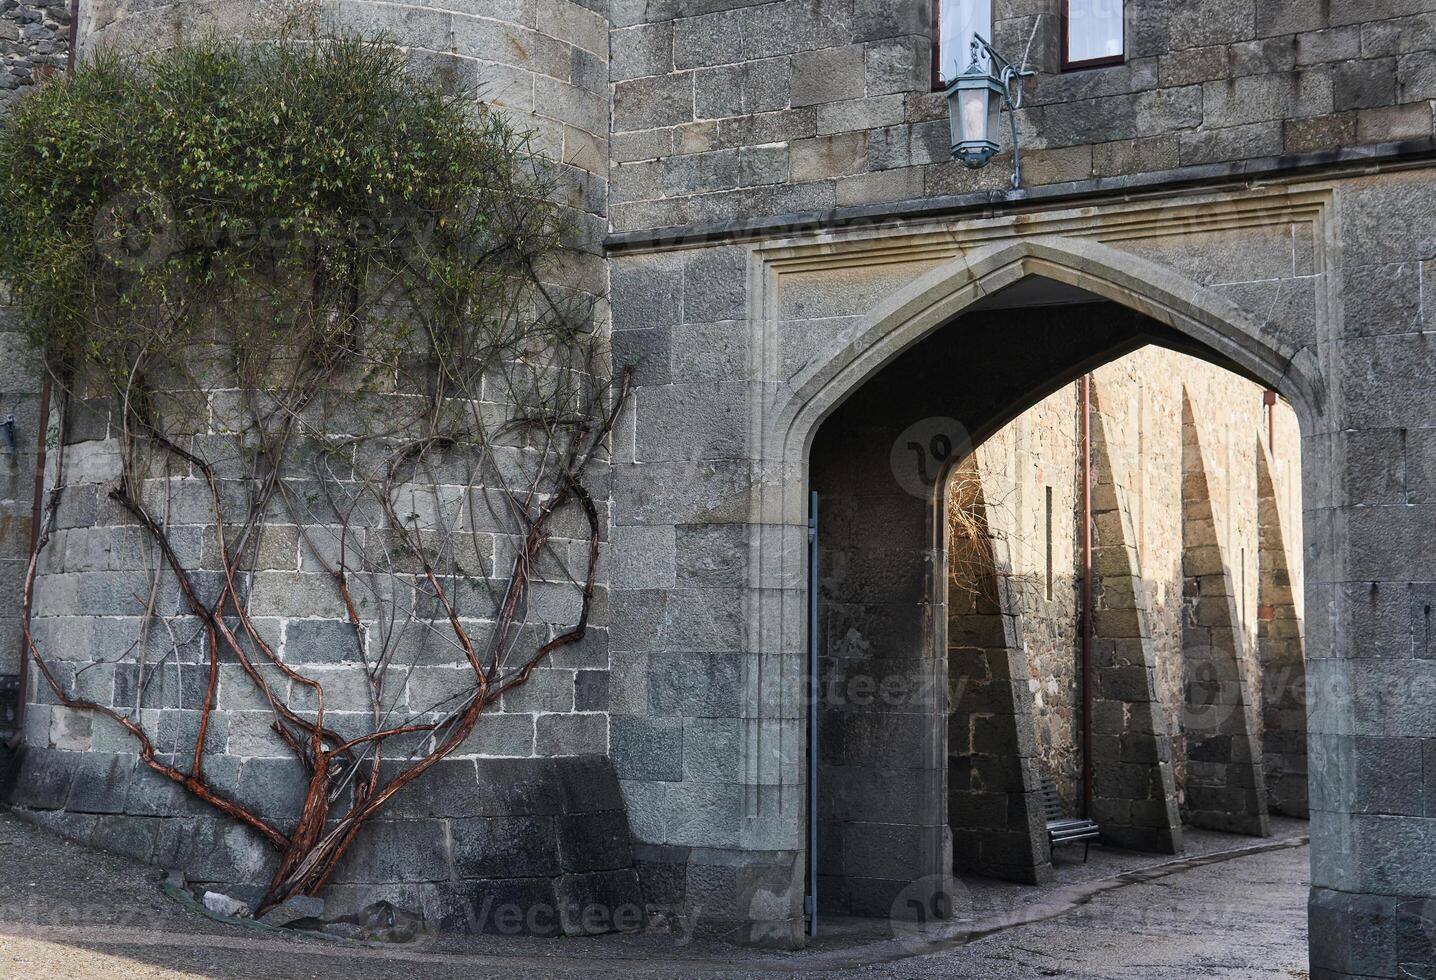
945 34 1036 190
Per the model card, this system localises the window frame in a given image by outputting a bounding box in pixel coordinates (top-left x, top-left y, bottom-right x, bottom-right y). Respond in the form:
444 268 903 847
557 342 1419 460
933 0 992 90
932 0 946 91
1060 0 1126 72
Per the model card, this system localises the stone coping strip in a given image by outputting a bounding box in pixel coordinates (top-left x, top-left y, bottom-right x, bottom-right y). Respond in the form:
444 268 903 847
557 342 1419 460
0 834 1310 975
604 138 1436 254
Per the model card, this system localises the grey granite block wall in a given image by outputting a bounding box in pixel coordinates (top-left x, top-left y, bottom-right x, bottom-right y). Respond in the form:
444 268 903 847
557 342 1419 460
10 749 644 934
608 0 1436 232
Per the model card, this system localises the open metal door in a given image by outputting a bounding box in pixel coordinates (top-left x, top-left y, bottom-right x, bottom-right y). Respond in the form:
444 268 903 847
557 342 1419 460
807 490 819 937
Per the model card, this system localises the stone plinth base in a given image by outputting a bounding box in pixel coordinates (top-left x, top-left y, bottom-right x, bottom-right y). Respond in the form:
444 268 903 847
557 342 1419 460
7 747 643 937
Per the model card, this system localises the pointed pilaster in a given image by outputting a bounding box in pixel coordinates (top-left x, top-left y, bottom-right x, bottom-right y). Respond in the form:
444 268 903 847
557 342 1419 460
1086 388 1184 854
1179 395 1269 836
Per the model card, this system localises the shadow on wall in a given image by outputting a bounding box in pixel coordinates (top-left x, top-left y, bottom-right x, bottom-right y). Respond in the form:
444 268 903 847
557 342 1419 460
946 459 1051 885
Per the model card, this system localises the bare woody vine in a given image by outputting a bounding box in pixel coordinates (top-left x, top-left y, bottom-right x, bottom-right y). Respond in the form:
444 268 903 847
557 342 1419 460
0 33 627 912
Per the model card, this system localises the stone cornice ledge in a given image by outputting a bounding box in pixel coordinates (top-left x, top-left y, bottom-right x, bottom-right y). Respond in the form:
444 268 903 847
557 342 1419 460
605 137 1436 254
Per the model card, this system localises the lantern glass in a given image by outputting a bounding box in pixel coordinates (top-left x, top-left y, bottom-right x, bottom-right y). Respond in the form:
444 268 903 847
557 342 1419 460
959 86 988 143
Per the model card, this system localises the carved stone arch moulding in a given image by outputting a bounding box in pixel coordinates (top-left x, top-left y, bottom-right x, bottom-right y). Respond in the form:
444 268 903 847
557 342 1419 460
732 183 1332 816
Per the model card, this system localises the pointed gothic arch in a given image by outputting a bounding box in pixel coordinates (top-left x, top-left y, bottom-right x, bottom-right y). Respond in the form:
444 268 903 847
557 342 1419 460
797 234 1322 920
779 236 1322 466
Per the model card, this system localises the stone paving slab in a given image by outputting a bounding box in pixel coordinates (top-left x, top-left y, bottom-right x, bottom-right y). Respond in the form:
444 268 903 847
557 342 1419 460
0 808 1308 978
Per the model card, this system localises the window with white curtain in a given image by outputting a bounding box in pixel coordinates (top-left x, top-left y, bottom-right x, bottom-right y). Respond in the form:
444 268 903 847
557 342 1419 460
1063 0 1125 69
936 0 992 86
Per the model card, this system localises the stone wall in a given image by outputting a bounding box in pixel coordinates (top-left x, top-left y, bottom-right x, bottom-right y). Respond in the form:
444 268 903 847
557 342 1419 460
1179 391 1270 835
0 309 44 734
607 0 1436 232
1 0 68 101
1085 388 1183 853
1258 431 1309 819
7 0 631 933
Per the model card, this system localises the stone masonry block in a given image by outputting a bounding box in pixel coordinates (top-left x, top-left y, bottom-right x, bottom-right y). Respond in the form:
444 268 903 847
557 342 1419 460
90 813 158 863
1229 37 1299 77
1202 71 1334 128
790 132 869 180
156 815 274 884
1357 102 1434 143
674 9 744 71
451 815 561 878
536 713 608 756
610 22 673 82
684 247 748 323
612 260 682 330
283 618 365 665
611 325 672 386
376 758 479 820
574 670 609 712
648 651 742 717
613 73 694 132
557 809 634 873
331 818 450 885
864 37 926 97
663 148 741 196
1334 58 1398 111
1135 86 1203 136
1257 0 1328 37
555 869 645 935
790 45 866 108
853 0 930 41
10 747 77 810
611 715 683 782
1284 111 1358 152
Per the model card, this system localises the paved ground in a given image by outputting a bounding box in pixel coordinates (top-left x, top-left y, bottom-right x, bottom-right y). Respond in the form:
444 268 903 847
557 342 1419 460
0 809 1309 979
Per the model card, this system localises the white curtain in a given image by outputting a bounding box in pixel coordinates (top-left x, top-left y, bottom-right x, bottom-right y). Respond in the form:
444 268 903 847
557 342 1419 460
1067 0 1124 63
939 0 992 82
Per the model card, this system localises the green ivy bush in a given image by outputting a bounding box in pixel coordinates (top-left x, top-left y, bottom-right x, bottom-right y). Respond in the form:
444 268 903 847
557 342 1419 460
0 31 571 394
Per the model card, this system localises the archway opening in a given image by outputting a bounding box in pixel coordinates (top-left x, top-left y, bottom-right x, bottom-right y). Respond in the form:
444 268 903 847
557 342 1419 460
808 276 1307 922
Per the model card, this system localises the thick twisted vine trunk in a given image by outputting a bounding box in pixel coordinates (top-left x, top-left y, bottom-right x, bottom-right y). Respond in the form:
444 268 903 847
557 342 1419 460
24 365 629 912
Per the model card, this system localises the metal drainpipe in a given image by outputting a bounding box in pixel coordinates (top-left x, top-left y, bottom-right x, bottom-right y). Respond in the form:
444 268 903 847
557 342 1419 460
10 382 49 749
66 0 78 75
1264 389 1278 452
11 3 76 749
1079 374 1094 819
